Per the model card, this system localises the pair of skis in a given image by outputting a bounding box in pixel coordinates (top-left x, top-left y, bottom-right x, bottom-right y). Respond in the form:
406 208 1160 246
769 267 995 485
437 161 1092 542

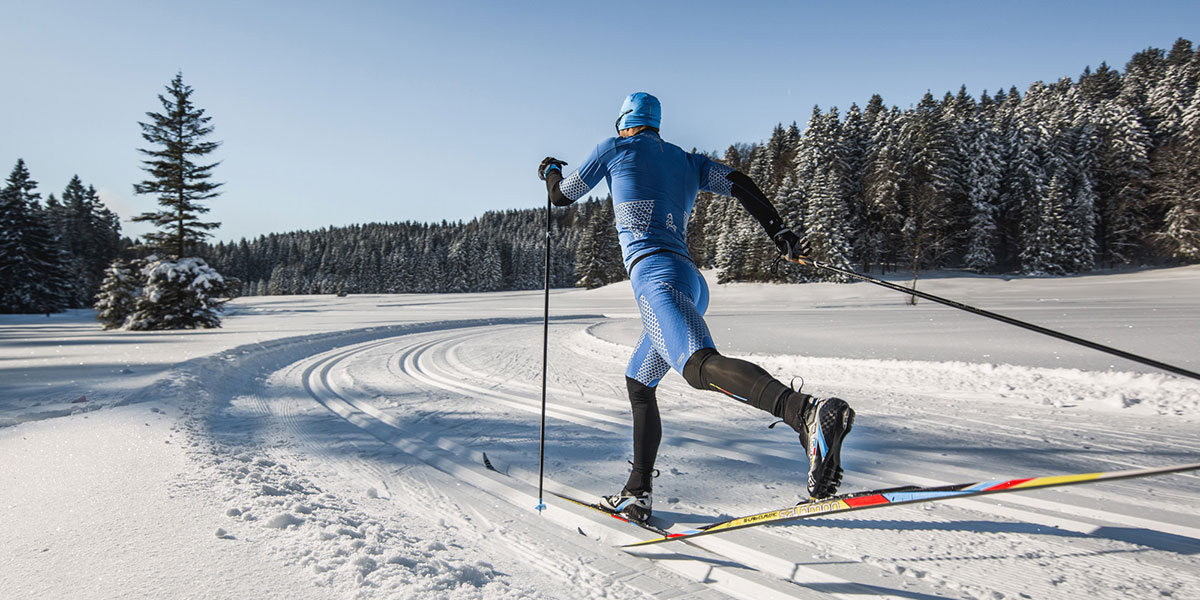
555 462 1200 547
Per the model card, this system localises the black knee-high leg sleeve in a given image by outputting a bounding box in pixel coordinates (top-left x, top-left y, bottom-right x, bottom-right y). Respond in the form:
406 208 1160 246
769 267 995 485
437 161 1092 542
682 348 791 417
625 376 660 495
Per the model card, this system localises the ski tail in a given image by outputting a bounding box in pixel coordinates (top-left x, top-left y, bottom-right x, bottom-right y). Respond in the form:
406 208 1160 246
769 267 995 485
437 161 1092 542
624 461 1200 547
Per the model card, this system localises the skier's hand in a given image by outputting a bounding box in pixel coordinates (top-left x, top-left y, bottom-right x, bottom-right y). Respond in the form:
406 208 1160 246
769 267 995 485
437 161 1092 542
538 157 568 181
773 229 811 264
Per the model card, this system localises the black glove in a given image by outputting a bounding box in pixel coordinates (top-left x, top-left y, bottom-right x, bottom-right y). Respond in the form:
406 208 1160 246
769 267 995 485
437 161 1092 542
773 229 811 263
538 157 568 181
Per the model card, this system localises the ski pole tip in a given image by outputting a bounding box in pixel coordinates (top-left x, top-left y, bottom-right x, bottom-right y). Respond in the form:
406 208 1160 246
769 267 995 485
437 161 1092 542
535 501 548 513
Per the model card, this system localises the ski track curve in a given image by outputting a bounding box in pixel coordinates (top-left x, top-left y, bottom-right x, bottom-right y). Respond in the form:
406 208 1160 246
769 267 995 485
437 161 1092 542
184 317 1200 600
417 321 1200 598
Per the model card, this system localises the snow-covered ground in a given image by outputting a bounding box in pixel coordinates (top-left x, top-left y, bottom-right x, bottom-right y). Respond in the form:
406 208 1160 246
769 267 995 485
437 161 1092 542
2 266 1199 599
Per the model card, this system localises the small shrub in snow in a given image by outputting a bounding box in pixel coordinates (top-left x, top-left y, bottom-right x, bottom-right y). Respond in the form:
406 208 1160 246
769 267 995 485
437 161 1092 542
125 257 229 330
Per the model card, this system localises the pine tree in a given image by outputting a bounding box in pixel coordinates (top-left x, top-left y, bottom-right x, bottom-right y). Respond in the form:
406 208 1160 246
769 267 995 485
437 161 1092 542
901 93 956 275
132 72 222 258
1065 111 1100 272
1094 99 1153 264
1154 84 1200 260
860 105 905 271
963 108 1003 272
1078 62 1123 104
1022 171 1072 275
0 160 72 313
1148 40 1200 260
46 175 122 305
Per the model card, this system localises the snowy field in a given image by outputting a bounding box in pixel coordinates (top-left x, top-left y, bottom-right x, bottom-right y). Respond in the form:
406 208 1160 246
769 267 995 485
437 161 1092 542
2 266 1199 599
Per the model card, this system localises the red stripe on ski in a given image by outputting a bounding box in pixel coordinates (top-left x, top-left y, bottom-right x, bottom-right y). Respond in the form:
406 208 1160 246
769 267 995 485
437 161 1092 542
983 477 1034 492
844 494 890 508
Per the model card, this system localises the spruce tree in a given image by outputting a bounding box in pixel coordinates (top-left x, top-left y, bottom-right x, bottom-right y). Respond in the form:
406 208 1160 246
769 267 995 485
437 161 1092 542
1093 99 1153 264
0 160 72 313
963 113 1003 272
1155 84 1200 260
1022 172 1071 275
132 72 222 258
47 175 122 305
860 105 905 271
901 93 956 275
94 258 140 329
126 257 228 330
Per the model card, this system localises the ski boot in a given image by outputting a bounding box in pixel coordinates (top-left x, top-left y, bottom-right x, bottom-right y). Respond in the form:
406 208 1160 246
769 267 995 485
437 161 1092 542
782 391 855 499
599 488 652 523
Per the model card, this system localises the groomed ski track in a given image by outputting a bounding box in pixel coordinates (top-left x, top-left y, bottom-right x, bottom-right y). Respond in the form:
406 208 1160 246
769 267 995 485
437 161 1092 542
193 315 1200 599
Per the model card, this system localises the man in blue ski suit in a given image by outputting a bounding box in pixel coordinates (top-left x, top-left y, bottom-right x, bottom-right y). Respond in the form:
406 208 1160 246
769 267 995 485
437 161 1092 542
538 93 854 522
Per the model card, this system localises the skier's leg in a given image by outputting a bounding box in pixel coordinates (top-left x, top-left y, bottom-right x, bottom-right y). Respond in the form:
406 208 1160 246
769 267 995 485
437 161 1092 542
623 331 667 494
682 346 854 499
602 334 661 521
681 347 797 419
624 376 660 495
604 254 708 520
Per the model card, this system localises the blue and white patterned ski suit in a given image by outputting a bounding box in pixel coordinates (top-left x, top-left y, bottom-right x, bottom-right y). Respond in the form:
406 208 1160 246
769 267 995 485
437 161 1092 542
557 130 736 387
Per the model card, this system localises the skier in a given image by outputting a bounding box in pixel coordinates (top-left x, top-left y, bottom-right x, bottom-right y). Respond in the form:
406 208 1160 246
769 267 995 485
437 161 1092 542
537 92 855 522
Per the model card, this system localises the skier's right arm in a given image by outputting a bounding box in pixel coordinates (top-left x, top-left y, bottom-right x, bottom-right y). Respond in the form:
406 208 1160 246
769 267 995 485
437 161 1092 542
701 160 811 262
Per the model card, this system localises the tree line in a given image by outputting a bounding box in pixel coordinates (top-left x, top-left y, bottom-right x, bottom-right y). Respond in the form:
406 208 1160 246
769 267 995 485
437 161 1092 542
201 206 592 295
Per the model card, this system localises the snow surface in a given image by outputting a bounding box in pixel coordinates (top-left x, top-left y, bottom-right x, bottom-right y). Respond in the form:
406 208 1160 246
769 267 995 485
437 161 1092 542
2 266 1199 599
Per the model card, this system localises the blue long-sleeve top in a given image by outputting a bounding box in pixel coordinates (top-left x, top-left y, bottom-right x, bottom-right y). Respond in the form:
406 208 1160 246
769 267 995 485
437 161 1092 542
547 130 785 271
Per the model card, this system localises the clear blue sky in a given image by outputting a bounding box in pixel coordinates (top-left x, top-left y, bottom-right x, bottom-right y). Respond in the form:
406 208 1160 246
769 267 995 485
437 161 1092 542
2 0 1196 243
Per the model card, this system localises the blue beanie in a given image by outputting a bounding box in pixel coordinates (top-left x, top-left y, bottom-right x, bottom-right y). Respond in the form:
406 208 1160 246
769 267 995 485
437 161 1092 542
616 92 661 131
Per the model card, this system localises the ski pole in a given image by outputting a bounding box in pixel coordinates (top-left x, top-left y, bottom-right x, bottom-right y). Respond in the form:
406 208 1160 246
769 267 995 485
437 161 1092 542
536 196 551 513
799 259 1200 382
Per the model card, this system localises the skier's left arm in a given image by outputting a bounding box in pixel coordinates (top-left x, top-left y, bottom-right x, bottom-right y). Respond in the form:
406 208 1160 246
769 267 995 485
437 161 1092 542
538 158 573 206
700 160 811 262
538 143 610 207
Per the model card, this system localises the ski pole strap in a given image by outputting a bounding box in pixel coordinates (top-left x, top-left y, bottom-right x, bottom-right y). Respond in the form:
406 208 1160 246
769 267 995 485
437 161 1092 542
809 260 1200 382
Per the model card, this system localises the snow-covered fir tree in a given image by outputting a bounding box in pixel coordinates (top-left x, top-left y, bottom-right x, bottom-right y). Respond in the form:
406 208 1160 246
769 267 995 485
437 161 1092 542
94 258 140 329
860 104 905 271
125 257 228 330
901 93 956 273
1021 172 1072 275
963 94 1003 271
1093 98 1153 264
